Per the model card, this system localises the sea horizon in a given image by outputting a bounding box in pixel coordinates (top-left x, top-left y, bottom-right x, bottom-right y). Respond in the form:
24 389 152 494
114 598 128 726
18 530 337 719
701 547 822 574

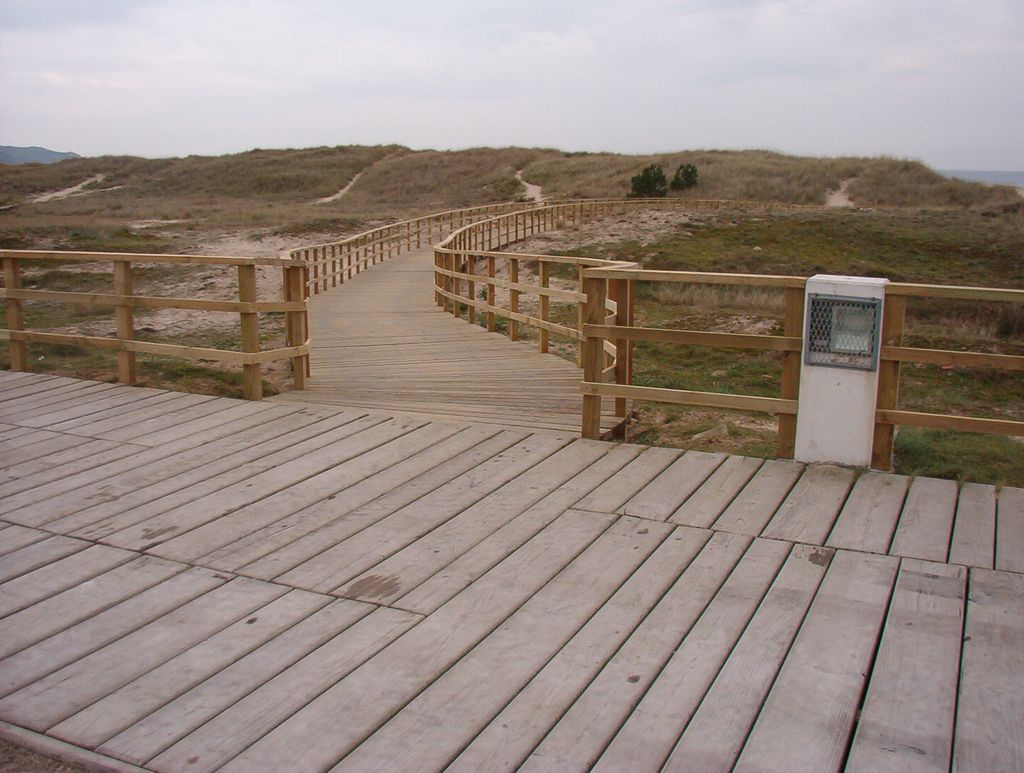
937 169 1024 188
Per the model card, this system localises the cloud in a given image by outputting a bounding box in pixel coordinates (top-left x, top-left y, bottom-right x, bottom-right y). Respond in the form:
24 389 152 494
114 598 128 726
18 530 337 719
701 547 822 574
0 0 1021 167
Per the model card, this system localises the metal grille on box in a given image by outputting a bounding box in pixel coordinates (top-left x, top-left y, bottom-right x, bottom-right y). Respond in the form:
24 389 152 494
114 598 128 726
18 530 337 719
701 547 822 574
803 294 882 371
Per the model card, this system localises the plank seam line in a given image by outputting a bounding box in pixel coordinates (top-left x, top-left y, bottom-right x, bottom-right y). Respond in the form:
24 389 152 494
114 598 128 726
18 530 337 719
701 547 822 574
131 417 432 556
450 523 714 770
225 427 528 579
882 476 917 558
0 537 92 586
0 570 234 702
948 562 972 769
384 440 619 609
323 433 577 596
319 511 621 771
836 554 906 770
57 589 341 751
202 424 510 573
703 458 767 532
583 533 757 769
0 720 147 773
651 538 802 772
819 470 864 549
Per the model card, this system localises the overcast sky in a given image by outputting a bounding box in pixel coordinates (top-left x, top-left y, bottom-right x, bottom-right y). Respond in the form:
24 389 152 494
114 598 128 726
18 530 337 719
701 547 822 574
1 0 1021 169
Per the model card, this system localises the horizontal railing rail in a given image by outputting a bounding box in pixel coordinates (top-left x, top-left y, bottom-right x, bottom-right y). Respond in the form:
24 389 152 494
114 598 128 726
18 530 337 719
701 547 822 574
429 198 1023 465
289 200 548 296
1 249 310 400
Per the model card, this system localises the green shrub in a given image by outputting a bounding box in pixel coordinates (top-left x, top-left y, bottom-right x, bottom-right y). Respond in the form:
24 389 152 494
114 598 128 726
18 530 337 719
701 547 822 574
629 164 668 198
671 163 699 190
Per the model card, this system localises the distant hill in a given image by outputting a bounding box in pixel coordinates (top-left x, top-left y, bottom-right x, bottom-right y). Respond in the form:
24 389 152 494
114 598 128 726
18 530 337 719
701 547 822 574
0 145 80 165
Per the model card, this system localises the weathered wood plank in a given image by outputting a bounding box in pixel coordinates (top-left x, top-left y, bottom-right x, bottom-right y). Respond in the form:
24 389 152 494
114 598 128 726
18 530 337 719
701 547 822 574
394 443 645 615
953 568 1024 772
589 538 794 772
0 577 286 730
0 567 226 698
232 428 531 580
104 416 426 552
620 450 726 521
200 424 511 572
711 458 804 536
0 555 184 658
0 535 90 583
336 440 610 606
275 433 570 594
846 559 966 773
732 550 899 773
889 477 959 562
0 523 48 557
762 465 856 545
670 455 763 528
151 421 468 563
41 411 367 537
573 445 682 514
662 544 833 772
335 516 676 771
948 483 996 569
50 588 332 748
826 472 909 554
995 486 1024 573
448 525 712 772
0 543 135 622
218 509 614 773
99 599 389 765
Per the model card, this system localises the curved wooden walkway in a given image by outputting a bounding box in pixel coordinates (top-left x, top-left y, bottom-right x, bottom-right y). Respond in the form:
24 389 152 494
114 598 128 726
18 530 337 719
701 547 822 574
270 246 617 434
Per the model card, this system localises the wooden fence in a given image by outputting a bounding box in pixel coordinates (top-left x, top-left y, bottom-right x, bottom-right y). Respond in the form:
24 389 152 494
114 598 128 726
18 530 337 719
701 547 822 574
1 250 310 400
432 198 1024 469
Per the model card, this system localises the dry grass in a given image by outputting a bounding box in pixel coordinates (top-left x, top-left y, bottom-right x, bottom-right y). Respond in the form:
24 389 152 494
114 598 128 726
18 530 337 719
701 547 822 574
524 150 1019 207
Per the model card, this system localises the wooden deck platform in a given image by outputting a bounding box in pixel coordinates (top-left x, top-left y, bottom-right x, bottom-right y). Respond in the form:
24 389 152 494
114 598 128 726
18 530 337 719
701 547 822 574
269 245 619 434
0 371 1022 772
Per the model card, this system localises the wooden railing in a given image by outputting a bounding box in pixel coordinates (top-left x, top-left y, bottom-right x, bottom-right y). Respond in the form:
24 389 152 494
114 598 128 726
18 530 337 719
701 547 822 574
1 250 310 400
289 201 548 295
871 283 1024 467
431 198 1024 467
433 198 805 440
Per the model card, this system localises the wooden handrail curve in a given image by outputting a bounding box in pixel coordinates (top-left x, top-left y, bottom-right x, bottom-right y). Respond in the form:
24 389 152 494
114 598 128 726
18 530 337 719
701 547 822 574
424 197 1023 465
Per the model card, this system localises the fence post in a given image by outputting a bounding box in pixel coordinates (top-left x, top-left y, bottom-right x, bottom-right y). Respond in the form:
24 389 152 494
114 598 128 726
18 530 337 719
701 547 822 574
487 257 496 332
509 258 520 341
777 286 804 458
467 255 476 325
539 261 550 353
871 294 906 470
581 274 607 439
4 257 28 371
611 277 632 428
237 264 262 400
113 261 136 384
283 264 308 389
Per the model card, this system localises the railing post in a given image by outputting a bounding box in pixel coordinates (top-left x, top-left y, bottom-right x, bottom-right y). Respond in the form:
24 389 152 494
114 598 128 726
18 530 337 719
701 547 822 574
237 264 262 400
581 274 607 439
4 256 28 371
871 294 907 470
467 255 476 325
310 248 319 295
114 260 136 384
777 286 804 458
576 266 585 366
539 261 550 353
509 257 520 341
610 277 631 426
487 257 496 332
283 264 308 389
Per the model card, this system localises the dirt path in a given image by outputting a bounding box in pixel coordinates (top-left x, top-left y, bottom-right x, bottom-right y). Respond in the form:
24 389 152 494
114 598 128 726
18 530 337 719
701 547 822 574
516 170 544 202
315 171 364 204
31 174 123 204
825 178 855 207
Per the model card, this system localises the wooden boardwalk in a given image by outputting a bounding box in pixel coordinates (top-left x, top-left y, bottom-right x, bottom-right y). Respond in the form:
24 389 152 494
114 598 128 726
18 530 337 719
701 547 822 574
0 371 1022 771
269 245 619 434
